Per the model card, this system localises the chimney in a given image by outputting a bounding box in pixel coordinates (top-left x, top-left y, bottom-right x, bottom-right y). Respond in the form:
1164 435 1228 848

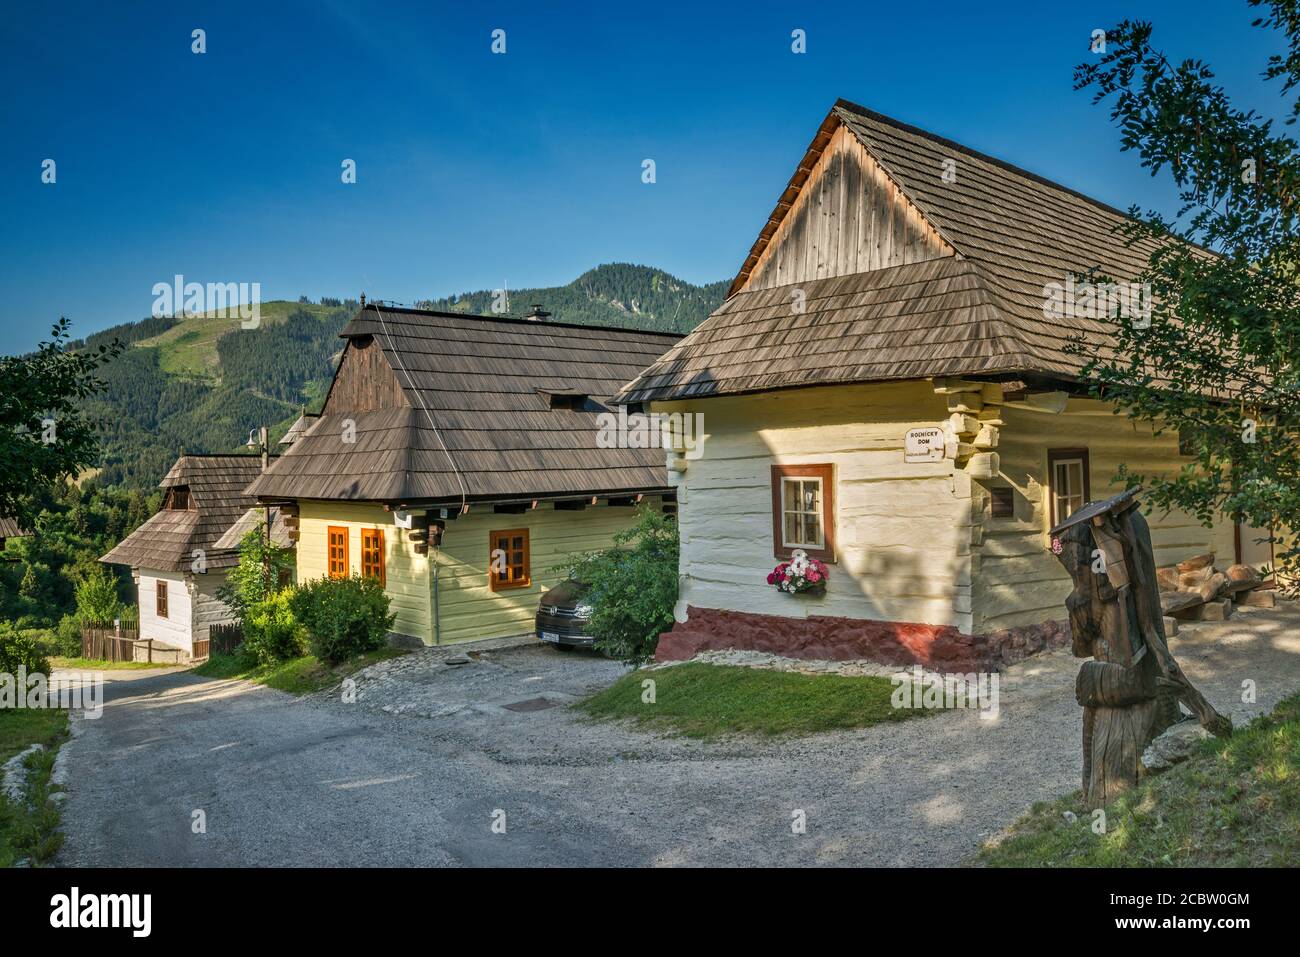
525 304 551 322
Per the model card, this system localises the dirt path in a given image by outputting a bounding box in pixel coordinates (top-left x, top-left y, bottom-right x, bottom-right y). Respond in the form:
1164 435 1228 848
54 603 1300 866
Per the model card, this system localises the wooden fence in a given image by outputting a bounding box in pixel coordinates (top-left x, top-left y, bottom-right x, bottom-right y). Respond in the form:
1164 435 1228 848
80 628 139 663
208 622 244 657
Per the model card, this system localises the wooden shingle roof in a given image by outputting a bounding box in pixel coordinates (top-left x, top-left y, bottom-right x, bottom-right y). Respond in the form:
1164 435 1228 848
100 454 270 572
246 307 683 506
617 99 1176 404
0 516 28 540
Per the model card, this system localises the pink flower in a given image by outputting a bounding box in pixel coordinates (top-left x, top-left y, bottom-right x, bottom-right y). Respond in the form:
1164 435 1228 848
807 570 820 582
766 572 776 584
1051 537 1063 555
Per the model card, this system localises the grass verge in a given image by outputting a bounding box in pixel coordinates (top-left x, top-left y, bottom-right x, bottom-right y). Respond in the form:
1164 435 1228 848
49 656 165 671
0 708 69 867
978 693 1300 867
192 646 408 695
576 662 934 739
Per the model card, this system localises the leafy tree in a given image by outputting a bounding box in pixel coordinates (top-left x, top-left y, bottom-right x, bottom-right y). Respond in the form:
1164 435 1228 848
560 506 679 664
0 318 121 523
1071 5 1300 566
217 526 296 623
74 566 122 626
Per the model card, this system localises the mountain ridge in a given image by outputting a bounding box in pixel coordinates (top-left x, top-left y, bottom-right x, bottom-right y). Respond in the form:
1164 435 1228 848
74 263 726 490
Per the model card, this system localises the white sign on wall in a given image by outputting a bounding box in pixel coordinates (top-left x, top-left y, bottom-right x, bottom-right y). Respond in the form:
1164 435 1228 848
904 427 946 463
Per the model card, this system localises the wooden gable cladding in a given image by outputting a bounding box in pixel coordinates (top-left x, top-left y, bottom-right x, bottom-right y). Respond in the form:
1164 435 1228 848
324 335 411 414
743 124 952 294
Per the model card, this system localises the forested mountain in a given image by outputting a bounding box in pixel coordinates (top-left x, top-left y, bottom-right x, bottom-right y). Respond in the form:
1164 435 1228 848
418 263 729 334
70 264 725 491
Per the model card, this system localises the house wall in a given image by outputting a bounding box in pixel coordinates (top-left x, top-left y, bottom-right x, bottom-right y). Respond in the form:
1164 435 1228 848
138 570 192 652
657 381 973 631
297 501 431 640
658 382 1239 642
433 498 665 644
191 571 236 642
974 398 1236 633
296 497 663 645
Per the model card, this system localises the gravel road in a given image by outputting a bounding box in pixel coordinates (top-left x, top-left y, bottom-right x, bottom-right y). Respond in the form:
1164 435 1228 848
54 602 1300 867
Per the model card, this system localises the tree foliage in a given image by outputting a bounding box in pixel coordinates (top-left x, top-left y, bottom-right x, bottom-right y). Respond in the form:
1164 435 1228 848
217 526 297 623
0 319 122 523
560 506 679 664
1072 5 1300 563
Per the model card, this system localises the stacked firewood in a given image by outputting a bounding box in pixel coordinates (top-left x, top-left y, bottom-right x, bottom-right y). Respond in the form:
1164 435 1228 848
1156 553 1272 623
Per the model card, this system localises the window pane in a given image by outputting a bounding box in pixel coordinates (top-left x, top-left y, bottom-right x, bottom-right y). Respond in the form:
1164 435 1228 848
784 480 798 511
784 513 799 545
802 480 820 512
804 512 822 547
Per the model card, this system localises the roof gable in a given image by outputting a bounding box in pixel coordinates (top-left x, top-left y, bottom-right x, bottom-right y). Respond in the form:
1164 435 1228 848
621 99 1176 404
101 454 269 571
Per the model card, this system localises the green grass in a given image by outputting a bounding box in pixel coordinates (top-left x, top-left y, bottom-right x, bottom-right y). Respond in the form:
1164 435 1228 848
978 694 1300 867
49 656 165 671
0 708 68 764
192 646 408 695
576 663 935 739
0 709 68 867
136 300 337 378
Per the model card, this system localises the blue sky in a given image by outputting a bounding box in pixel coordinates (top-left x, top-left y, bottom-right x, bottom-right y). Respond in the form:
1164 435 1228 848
0 0 1288 353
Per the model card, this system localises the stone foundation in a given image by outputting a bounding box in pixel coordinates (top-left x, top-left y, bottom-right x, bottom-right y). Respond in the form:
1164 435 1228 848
654 606 1070 672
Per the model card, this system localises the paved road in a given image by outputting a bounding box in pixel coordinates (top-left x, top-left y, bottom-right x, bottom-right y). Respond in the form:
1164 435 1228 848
55 604 1300 867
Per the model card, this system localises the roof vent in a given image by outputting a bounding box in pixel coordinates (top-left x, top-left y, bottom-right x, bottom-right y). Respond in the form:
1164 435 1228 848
525 304 551 321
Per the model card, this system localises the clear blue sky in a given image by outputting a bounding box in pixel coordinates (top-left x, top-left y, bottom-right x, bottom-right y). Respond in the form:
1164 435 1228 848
0 0 1287 353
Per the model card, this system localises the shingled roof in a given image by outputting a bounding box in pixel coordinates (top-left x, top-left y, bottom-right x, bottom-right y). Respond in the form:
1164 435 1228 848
616 99 1178 404
101 454 271 572
0 516 29 540
245 307 682 506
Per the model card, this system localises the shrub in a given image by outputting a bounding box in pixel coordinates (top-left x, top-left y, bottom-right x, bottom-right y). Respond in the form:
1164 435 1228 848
559 507 678 664
289 575 394 664
54 615 82 657
74 566 121 627
239 589 307 665
0 623 51 677
218 526 296 623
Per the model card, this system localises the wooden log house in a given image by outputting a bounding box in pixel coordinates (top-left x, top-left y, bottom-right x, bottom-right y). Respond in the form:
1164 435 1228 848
245 305 681 645
100 454 289 658
617 99 1267 670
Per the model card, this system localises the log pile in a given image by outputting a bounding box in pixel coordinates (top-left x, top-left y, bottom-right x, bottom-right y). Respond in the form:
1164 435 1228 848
1156 553 1273 624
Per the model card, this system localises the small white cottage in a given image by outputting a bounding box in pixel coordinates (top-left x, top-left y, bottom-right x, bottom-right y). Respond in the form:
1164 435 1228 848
100 454 288 658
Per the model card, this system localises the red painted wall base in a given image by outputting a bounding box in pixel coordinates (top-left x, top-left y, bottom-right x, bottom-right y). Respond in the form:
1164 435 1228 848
654 606 1070 673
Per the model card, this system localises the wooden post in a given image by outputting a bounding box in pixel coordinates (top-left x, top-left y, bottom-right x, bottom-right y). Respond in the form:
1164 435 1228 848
1052 490 1231 807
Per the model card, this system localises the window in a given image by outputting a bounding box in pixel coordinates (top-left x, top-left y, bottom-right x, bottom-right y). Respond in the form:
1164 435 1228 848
327 526 349 578
361 528 385 586
489 528 530 591
167 487 190 510
156 579 168 619
770 464 835 562
1047 448 1091 528
990 487 1015 518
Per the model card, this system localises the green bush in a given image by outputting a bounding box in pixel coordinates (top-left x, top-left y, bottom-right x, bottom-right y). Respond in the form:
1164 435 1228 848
289 575 394 665
239 589 307 665
559 507 679 664
74 566 121 627
54 615 82 657
218 526 296 623
0 623 51 676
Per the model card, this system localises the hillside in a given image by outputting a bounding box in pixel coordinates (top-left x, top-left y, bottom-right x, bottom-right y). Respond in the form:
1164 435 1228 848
76 264 725 491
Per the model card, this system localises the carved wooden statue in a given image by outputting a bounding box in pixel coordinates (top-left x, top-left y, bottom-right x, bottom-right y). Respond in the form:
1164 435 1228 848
1051 488 1232 807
